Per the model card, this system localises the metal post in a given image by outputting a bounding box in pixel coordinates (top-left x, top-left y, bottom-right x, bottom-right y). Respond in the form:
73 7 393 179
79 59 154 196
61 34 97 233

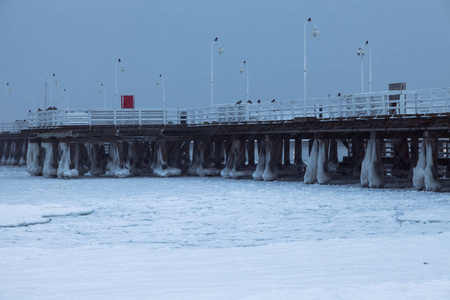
361 56 364 93
369 43 372 93
246 62 249 102
303 18 319 116
210 40 214 106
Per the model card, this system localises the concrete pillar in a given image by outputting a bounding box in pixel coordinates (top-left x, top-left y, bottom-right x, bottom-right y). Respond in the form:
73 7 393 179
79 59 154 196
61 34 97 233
247 139 256 167
85 143 107 176
409 137 419 179
413 134 441 191
230 139 252 179
305 139 331 184
42 141 59 178
283 137 291 166
19 139 28 166
27 140 43 176
1 140 11 164
329 139 338 166
57 142 79 179
7 140 21 165
391 138 410 178
360 132 385 188
109 141 131 178
214 140 225 168
262 135 278 181
153 140 182 177
252 140 266 181
294 137 304 167
352 137 365 177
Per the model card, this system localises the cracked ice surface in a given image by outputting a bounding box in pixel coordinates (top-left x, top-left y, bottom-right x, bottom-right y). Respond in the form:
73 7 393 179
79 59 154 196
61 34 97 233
1 166 450 299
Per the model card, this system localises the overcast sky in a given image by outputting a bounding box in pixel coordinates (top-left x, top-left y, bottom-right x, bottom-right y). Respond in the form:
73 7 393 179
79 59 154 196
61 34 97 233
1 0 450 121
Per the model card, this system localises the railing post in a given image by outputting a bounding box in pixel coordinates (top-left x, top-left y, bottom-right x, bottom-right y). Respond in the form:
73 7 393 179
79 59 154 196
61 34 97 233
113 110 117 126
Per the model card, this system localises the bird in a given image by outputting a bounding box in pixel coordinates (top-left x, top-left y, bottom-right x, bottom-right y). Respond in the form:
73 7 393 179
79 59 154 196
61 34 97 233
214 37 218 42
247 100 252 104
271 99 276 103
235 100 242 105
257 99 261 103
337 93 341 97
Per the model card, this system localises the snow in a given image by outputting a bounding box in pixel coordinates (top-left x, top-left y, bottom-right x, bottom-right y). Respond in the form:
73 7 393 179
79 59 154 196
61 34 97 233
1 166 450 299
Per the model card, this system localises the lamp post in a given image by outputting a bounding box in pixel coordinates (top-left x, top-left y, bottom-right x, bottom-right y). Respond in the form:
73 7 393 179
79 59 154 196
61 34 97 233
4 83 12 122
304 18 319 115
357 41 371 93
211 37 224 106
115 58 126 108
49 73 59 107
98 83 106 108
156 74 165 109
239 60 249 102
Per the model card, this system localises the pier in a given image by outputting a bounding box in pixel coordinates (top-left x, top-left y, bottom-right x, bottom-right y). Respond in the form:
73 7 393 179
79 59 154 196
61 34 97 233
1 87 449 191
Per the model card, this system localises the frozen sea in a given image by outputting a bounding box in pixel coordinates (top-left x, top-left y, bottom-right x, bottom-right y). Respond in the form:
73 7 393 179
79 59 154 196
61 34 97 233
1 165 450 299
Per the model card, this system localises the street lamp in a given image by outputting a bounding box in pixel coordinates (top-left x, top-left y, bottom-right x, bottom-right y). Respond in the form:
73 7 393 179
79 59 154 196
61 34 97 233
98 83 106 108
156 74 165 110
239 60 249 102
357 41 372 93
304 18 319 115
4 83 12 122
115 58 126 108
211 37 224 106
49 73 58 107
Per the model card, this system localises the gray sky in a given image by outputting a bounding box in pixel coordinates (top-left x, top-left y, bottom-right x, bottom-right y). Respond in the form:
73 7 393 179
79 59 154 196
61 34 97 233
1 0 450 121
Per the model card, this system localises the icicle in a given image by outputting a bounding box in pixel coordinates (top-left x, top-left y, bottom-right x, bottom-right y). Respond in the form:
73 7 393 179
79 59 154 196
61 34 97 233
42 142 57 178
57 142 79 179
27 142 43 176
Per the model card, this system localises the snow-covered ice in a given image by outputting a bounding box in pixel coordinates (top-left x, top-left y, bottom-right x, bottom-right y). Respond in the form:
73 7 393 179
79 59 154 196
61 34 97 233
0 166 449 299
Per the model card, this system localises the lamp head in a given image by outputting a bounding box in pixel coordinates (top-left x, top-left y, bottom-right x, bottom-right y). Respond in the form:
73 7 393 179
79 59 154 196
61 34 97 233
217 47 224 55
311 28 319 37
120 66 126 72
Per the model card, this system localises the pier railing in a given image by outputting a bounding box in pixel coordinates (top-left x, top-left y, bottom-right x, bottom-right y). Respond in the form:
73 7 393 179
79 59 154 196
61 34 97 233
1 87 448 132
0 121 29 133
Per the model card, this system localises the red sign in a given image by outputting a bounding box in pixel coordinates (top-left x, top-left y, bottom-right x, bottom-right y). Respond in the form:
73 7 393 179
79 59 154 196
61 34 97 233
121 95 135 109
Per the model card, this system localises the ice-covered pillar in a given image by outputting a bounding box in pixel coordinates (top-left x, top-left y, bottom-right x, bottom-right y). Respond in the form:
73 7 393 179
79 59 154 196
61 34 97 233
0 141 3 162
1 140 11 165
413 134 441 192
27 140 43 176
230 139 251 179
352 137 365 177
7 140 21 165
70 143 87 176
391 138 410 178
262 135 278 181
252 140 266 181
198 140 220 176
124 141 149 176
304 139 318 184
152 141 182 177
85 143 107 176
19 139 28 166
42 141 59 178
57 142 79 179
360 132 385 188
108 142 131 178
214 140 225 168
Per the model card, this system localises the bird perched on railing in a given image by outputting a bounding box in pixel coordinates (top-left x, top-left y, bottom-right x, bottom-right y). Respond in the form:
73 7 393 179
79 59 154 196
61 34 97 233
257 99 261 103
337 93 341 97
271 99 276 103
247 100 252 104
235 100 242 105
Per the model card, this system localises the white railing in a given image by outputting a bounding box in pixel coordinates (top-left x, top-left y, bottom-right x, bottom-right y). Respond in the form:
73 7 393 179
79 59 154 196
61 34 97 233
1 87 448 132
0 121 28 133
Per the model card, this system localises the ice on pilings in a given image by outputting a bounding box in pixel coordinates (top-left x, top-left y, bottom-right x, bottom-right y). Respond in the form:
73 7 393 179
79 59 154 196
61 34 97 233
42 142 58 178
108 143 131 178
413 136 441 192
57 142 79 179
304 139 330 184
360 133 384 188
152 145 181 177
27 142 43 176
7 141 19 165
262 140 277 181
19 141 27 166
189 142 220 177
252 141 266 181
1 141 9 164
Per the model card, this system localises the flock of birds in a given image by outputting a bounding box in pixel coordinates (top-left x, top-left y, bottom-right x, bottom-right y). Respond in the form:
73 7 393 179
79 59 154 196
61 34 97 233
235 93 343 105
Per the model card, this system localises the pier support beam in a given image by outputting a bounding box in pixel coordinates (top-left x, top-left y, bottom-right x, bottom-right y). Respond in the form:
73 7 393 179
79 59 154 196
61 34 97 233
27 140 43 176
85 143 107 176
294 137 305 169
42 141 59 178
360 132 385 188
352 137 365 177
152 141 182 177
391 138 410 178
190 140 220 176
57 142 79 179
19 139 28 166
262 135 278 181
1 140 11 165
108 142 131 178
7 140 22 165
413 134 441 192
304 139 331 184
